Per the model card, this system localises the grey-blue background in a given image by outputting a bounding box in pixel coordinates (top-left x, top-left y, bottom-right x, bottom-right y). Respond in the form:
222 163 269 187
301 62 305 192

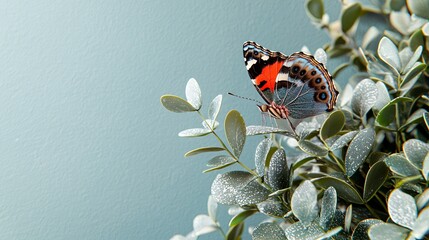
0 1 342 239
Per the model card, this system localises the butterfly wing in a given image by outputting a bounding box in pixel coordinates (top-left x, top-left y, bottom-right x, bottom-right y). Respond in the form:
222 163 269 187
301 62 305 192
243 41 287 104
275 52 339 119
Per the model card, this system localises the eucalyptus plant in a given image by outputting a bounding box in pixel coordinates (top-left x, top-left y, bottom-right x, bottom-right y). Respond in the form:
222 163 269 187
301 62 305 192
162 0 429 239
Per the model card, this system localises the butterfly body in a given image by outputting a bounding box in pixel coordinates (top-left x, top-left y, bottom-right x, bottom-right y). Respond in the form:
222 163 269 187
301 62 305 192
243 41 339 119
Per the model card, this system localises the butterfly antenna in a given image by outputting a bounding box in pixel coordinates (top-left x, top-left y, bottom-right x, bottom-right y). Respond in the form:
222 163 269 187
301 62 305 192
228 92 265 105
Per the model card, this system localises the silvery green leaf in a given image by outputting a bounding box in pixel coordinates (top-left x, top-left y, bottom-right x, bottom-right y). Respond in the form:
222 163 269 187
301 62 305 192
284 222 324 240
400 62 426 92
211 171 253 205
417 188 429 210
345 205 353 233
208 95 222 121
267 149 289 191
423 22 429 36
320 110 345 141
235 178 270 206
204 155 236 173
202 119 219 130
390 11 411 35
255 138 272 176
388 189 417 229
161 95 197 112
375 97 412 126
314 48 327 65
411 207 429 239
207 195 218 222
170 232 197 240
423 153 429 180
384 153 420 177
185 78 202 110
424 112 429 130
399 109 427 131
362 26 379 49
363 161 389 202
319 187 337 230
341 2 362 33
402 46 422 74
179 128 211 137
399 47 413 73
252 222 287 240
368 223 410 240
184 146 224 157
330 130 358 150
193 214 218 236
373 82 390 113
225 110 246 158
340 83 353 107
378 37 401 73
305 0 324 20
403 139 429 169
345 128 375 177
226 222 244 240
298 140 328 157
352 219 383 240
291 180 318 226
257 197 288 217
407 0 429 19
301 45 311 55
351 79 378 117
318 227 342 239
246 125 290 136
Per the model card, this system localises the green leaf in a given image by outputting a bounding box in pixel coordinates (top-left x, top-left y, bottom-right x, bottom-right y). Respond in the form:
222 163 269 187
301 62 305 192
410 29 425 51
246 125 290 136
320 110 345 140
345 205 353 233
236 178 270 206
388 189 417 229
207 195 218 222
318 227 342 239
305 0 324 20
319 187 337 230
352 219 384 240
384 153 421 177
184 147 224 157
160 94 197 112
192 214 218 236
298 140 328 157
225 110 246 158
211 171 253 205
399 109 427 131
330 131 358 150
423 153 429 180
204 155 236 173
403 139 429 169
417 188 429 210
284 222 324 240
267 149 289 191
424 112 429 130
375 97 412 126
351 79 378 117
291 180 318 226
378 37 401 72
402 46 423 74
291 154 316 171
368 223 410 240
341 3 362 32
313 176 364 204
401 62 426 88
407 0 429 19
373 82 391 114
412 207 429 239
363 161 389 202
345 128 375 177
208 95 222 121
226 222 244 240
255 139 272 177
178 128 211 137
185 78 202 110
362 26 379 49
252 222 287 240
257 197 289 217
229 210 256 227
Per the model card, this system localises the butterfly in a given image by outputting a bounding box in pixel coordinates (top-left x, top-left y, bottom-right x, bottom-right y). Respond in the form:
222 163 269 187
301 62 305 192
243 41 339 120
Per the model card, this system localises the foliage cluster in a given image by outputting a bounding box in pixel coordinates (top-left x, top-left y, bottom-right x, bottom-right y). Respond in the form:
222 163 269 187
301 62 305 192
162 0 429 239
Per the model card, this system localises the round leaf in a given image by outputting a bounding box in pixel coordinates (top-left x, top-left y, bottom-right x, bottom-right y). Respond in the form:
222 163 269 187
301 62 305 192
376 97 412 126
224 110 246 158
384 153 420 177
368 223 410 240
185 78 202 110
252 222 287 240
204 155 236 173
284 222 324 240
319 187 337 230
193 214 218 236
417 188 429 210
388 189 417 229
298 140 328 157
345 128 375 177
257 197 288 217
423 153 429 180
407 0 429 19
412 207 429 239
208 95 222 121
403 139 429 169
160 95 197 112
305 0 324 20
211 171 253 205
351 79 378 117
378 37 401 72
291 180 318 226
320 110 345 140
330 130 358 150
363 161 389 202
235 178 270 206
341 3 362 32
267 149 289 191
352 219 383 240
255 139 272 177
